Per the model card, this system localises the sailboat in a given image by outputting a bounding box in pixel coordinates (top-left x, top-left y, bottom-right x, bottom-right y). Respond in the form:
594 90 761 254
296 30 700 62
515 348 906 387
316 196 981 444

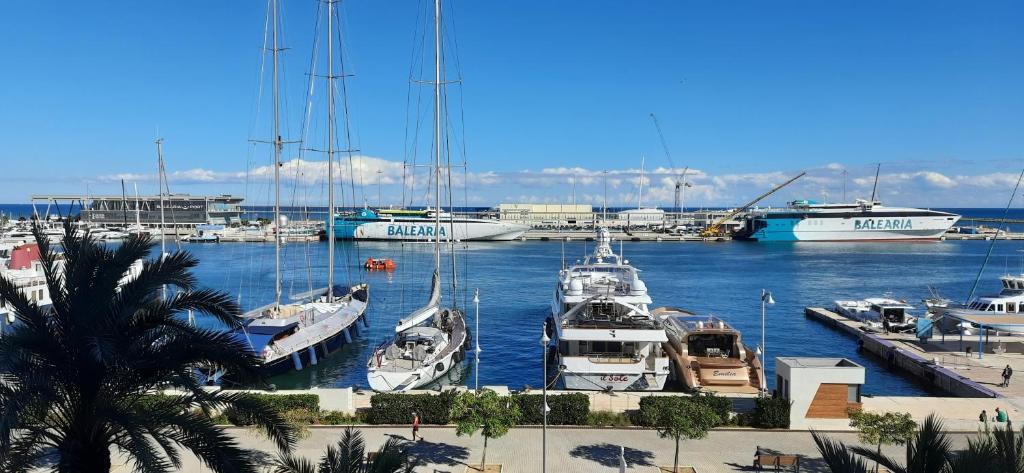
220 0 369 379
366 0 469 392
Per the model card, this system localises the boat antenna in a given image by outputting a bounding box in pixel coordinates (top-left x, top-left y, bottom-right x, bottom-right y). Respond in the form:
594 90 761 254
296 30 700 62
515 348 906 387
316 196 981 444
272 0 283 308
869 163 881 202
966 167 1024 304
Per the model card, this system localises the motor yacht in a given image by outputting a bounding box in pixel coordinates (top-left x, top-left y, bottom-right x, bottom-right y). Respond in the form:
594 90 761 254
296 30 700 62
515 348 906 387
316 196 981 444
833 297 919 332
654 308 765 394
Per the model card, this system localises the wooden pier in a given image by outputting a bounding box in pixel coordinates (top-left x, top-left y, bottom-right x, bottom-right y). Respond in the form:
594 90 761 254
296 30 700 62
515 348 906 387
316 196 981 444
804 307 1002 398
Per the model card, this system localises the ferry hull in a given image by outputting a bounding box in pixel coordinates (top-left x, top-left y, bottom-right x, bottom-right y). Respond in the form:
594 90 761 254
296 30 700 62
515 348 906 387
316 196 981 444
333 217 528 241
744 215 959 242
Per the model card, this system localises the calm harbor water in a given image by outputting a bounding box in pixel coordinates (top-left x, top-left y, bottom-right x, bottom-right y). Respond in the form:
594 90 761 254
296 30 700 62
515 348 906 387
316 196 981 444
173 237 1024 397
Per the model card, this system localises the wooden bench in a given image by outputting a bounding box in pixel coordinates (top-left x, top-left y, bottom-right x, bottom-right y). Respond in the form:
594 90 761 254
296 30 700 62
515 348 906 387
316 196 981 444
754 454 800 472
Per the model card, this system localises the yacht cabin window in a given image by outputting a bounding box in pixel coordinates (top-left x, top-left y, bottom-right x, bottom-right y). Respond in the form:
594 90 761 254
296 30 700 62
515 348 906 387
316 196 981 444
1009 303 1017 313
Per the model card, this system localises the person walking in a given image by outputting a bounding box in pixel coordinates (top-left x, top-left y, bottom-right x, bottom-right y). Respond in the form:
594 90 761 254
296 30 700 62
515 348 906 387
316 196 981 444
980 409 989 428
411 411 419 442
1003 365 1014 387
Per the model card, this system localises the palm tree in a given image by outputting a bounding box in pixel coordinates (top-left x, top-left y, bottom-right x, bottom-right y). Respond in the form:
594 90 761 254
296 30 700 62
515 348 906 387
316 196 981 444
949 422 1024 473
0 224 296 472
812 431 870 473
273 427 417 473
850 414 953 473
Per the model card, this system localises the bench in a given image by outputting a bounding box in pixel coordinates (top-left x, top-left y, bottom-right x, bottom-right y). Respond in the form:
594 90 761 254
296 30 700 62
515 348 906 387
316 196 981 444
754 454 800 472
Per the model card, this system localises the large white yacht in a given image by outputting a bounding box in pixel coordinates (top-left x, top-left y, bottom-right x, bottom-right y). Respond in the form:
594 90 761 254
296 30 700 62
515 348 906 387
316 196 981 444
927 275 1024 334
548 227 669 391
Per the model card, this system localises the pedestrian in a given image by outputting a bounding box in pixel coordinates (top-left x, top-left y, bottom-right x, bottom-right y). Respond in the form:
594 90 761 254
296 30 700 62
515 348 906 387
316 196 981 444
980 409 988 424
996 407 1009 423
411 411 419 442
1003 365 1014 387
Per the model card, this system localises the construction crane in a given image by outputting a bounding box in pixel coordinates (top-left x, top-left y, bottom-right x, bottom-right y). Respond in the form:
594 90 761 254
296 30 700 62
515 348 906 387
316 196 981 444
700 171 807 237
649 113 688 212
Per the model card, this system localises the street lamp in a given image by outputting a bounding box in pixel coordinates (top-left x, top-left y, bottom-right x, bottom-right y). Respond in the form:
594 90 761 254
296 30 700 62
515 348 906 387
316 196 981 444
474 289 481 391
540 322 550 473
760 289 775 397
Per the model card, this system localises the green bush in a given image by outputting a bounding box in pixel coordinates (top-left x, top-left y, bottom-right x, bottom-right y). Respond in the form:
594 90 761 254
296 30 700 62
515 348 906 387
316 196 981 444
514 393 589 425
753 396 790 429
367 390 456 424
320 410 361 425
635 395 732 428
224 393 319 426
587 411 632 427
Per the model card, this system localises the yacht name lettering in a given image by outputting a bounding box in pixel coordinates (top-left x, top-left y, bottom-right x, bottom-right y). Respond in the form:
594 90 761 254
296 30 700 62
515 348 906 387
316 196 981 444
386 225 448 237
853 219 912 231
712 369 740 377
600 374 629 382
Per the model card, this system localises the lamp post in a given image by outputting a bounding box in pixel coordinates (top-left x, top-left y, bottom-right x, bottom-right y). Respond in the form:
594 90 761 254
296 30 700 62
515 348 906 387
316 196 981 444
540 322 550 473
760 289 774 397
474 289 480 391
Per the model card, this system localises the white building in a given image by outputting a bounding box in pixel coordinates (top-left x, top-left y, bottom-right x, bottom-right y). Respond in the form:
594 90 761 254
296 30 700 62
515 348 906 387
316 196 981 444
498 204 594 227
775 357 865 430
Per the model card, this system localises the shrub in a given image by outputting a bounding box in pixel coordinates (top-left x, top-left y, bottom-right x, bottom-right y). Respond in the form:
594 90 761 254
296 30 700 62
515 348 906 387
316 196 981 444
223 393 319 426
367 390 457 424
754 396 790 429
320 410 361 425
689 392 733 424
513 393 589 425
587 411 632 427
636 395 732 428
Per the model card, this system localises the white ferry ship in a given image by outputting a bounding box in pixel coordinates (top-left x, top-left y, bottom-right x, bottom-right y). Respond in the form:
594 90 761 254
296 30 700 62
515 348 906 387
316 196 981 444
739 199 959 242
332 208 528 242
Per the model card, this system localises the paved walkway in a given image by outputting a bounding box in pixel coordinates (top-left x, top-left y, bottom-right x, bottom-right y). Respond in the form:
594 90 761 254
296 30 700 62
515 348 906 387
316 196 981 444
113 426 981 473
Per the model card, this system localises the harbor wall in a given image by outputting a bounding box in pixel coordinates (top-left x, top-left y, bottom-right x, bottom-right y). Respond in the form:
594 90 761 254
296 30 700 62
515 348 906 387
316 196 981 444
804 307 999 398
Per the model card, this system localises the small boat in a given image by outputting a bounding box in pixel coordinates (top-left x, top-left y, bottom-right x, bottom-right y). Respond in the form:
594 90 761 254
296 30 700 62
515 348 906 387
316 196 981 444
364 258 396 271
182 225 221 243
833 297 918 332
654 308 765 394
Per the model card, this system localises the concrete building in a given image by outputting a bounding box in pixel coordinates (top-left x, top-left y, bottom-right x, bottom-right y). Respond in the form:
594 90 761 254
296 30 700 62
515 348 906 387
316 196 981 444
31 194 244 227
498 203 595 227
776 357 865 430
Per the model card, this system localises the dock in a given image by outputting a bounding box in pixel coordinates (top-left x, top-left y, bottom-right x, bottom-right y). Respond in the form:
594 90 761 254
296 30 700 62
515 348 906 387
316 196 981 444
804 307 1012 398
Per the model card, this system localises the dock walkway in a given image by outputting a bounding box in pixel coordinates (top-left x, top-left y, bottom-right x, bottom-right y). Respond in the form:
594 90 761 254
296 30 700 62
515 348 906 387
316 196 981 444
804 307 1024 398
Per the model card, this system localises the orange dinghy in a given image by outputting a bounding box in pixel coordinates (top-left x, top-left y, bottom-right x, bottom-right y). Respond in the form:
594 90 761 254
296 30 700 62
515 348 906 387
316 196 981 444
364 258 396 271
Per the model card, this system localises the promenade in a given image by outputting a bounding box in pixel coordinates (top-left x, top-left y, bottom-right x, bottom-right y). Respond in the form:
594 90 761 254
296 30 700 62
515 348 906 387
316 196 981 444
112 426 982 473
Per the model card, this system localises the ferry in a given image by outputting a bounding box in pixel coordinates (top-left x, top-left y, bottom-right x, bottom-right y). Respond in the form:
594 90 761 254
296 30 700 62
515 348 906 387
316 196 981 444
331 208 528 241
653 308 765 395
738 199 959 242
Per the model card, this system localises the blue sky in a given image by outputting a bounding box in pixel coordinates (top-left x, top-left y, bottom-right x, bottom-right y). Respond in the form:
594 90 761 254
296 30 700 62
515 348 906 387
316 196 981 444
1 1 1022 207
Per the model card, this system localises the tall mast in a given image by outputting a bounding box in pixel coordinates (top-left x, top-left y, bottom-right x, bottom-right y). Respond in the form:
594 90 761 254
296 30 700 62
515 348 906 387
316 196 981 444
272 0 282 307
869 163 881 203
638 155 644 209
432 0 442 274
155 138 167 300
326 0 336 299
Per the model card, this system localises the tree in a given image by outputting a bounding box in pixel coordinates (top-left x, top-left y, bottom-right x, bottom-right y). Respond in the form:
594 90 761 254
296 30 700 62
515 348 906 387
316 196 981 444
654 397 720 473
849 410 918 473
0 223 296 472
273 427 417 473
450 389 521 471
851 414 953 473
812 431 870 473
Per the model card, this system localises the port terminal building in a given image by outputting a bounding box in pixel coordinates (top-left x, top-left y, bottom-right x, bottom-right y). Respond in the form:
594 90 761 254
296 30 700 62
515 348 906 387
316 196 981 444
30 194 244 227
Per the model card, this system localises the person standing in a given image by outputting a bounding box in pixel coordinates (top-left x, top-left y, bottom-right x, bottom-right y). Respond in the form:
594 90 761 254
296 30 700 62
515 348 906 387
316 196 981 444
980 409 988 428
412 411 421 441
1003 365 1014 387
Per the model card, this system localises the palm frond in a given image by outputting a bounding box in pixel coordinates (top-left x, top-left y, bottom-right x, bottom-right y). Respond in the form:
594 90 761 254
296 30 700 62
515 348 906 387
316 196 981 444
812 431 870 473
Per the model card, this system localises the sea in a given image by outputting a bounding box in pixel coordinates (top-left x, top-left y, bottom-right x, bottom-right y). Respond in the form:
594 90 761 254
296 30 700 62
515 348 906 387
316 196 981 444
6 202 1024 397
